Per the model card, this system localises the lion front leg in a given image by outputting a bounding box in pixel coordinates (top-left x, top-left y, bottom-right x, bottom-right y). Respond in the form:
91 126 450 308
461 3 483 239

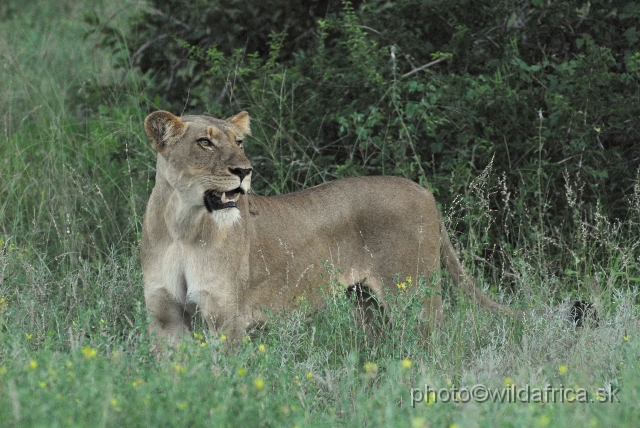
191 290 247 345
146 287 192 354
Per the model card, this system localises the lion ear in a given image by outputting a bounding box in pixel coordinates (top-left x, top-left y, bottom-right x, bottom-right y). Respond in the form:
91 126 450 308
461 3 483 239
226 111 251 136
144 111 186 153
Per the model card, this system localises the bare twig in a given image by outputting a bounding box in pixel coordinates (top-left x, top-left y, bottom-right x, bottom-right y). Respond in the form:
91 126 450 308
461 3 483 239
147 7 191 31
119 33 167 85
129 33 168 67
401 56 450 79
101 1 148 29
341 24 381 34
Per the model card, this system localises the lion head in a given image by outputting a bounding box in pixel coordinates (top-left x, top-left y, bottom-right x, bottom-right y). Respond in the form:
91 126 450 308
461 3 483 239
144 110 252 225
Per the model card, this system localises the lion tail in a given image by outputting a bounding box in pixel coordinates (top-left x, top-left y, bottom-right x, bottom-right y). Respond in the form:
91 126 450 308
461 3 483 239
437 213 598 326
438 212 522 318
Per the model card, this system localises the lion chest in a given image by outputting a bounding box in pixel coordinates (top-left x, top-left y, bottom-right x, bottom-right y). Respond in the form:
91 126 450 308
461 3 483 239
146 240 246 311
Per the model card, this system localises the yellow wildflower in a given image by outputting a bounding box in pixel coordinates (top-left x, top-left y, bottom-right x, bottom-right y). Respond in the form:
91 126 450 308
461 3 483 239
539 415 551 426
254 377 264 390
411 418 425 428
81 347 97 360
111 398 121 412
364 362 378 374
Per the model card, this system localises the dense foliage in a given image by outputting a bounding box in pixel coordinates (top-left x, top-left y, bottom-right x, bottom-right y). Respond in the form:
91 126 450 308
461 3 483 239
1 2 640 425
92 0 640 292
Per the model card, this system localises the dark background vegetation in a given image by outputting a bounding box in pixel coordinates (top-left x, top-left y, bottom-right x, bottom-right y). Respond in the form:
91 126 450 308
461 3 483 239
87 0 640 293
1 1 640 425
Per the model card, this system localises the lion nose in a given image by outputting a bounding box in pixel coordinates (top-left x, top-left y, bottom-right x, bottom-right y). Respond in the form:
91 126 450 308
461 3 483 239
229 167 252 182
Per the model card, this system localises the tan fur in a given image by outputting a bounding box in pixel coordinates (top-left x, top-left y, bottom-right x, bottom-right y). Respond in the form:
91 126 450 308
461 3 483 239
141 111 519 349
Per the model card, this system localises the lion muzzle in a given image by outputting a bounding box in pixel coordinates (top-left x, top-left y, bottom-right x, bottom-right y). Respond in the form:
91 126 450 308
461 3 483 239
203 188 244 212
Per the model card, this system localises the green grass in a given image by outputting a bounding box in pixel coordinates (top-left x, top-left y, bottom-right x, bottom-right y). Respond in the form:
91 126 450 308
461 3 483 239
1 0 640 426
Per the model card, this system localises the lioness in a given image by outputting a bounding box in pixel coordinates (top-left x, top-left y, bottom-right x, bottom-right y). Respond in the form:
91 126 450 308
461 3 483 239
141 110 519 348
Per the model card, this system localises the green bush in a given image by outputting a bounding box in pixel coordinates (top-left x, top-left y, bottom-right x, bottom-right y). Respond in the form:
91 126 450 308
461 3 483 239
2 3 640 425
93 0 640 293
87 0 351 108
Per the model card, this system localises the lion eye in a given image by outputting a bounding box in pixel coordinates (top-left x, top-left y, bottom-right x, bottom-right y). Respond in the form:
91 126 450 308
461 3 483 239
236 139 244 146
197 138 214 149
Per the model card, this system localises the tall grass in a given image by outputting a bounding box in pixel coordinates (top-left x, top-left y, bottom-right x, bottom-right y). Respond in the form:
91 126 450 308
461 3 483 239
0 0 639 426
0 0 157 267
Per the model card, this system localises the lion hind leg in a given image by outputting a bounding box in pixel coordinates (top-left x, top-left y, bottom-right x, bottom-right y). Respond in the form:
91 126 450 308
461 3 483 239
349 283 385 324
340 275 389 339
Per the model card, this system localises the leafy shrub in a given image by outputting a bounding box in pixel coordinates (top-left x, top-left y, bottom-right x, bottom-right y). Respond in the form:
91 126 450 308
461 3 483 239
91 0 640 293
87 0 352 108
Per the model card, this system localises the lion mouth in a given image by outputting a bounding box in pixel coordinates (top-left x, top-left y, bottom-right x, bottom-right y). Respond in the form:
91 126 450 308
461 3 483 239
203 188 244 212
